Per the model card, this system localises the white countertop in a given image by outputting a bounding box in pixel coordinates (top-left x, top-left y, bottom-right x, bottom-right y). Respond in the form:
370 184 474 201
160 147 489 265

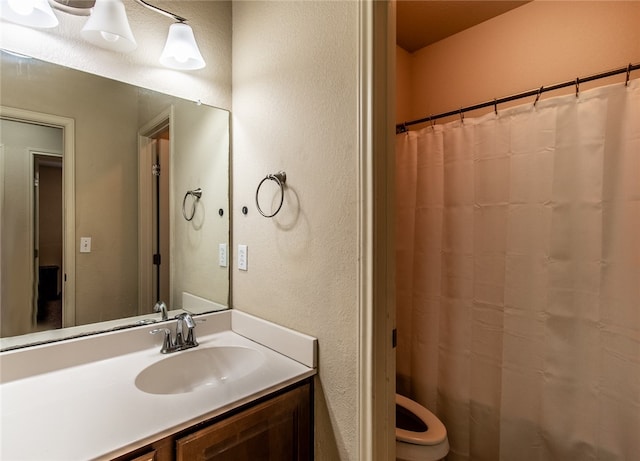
0 310 317 460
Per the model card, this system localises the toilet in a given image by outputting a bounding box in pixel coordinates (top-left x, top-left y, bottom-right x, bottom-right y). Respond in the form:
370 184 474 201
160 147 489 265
396 394 450 461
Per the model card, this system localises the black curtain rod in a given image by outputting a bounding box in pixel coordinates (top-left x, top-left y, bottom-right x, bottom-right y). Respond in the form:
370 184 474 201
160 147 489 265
396 62 640 134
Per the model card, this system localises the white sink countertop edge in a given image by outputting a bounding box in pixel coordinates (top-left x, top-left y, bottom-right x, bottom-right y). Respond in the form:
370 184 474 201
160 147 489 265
0 310 317 461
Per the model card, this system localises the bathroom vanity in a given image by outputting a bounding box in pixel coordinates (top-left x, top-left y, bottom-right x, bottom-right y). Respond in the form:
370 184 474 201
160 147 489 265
0 310 317 460
114 380 311 461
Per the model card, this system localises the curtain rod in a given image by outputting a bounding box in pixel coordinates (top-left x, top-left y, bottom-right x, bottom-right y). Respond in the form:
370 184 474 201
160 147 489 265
396 62 640 134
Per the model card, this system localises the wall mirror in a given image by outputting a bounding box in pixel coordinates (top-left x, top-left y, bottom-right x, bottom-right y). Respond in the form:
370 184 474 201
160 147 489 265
0 51 230 351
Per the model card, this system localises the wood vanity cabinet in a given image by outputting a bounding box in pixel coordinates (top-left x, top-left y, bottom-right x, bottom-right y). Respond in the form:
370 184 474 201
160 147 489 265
114 380 312 461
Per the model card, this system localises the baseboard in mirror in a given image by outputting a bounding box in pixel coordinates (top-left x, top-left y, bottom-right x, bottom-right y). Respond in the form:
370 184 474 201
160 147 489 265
182 292 227 314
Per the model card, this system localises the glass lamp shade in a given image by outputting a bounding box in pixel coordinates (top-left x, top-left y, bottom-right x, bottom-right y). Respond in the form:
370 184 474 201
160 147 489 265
80 0 136 53
159 22 205 70
0 0 59 28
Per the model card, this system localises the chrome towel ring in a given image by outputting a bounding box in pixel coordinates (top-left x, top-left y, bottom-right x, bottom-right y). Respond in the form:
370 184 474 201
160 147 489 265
256 171 287 218
182 188 202 221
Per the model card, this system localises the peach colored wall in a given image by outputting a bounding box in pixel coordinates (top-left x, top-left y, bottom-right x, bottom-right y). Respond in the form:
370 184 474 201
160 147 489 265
396 45 412 124
402 1 640 125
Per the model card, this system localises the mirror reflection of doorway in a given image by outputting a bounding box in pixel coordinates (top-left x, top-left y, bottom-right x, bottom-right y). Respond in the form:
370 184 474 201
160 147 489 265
0 117 67 337
152 128 170 306
33 153 63 330
138 111 171 315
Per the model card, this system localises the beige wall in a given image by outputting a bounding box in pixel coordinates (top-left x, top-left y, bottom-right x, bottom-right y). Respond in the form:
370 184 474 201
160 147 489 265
232 2 360 459
399 1 640 125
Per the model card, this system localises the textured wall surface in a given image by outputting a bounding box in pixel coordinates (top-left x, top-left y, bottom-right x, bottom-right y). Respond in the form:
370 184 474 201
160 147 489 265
232 2 360 459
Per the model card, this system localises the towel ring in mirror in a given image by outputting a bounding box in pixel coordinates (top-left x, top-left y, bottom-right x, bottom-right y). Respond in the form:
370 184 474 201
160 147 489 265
182 188 202 221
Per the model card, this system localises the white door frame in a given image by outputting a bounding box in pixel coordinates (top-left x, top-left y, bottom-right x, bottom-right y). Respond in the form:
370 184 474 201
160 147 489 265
358 1 396 460
0 106 76 328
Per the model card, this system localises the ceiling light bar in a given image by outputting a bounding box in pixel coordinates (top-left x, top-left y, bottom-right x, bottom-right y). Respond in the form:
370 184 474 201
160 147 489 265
0 0 206 71
134 0 185 23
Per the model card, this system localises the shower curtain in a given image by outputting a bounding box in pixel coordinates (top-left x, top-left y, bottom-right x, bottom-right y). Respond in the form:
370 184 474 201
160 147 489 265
396 79 639 461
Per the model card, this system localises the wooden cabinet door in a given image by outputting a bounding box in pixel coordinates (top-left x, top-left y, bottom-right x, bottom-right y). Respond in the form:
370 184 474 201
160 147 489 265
176 384 311 461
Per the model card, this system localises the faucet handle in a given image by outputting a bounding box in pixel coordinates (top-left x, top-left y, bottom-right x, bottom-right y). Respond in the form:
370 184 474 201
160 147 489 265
175 312 195 328
150 328 173 353
184 315 205 347
184 327 199 347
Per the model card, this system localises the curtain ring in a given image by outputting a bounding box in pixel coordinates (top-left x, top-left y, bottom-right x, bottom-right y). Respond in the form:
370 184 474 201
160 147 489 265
182 188 202 221
459 108 464 123
494 98 498 116
256 171 287 218
575 77 580 98
534 86 543 107
626 63 632 86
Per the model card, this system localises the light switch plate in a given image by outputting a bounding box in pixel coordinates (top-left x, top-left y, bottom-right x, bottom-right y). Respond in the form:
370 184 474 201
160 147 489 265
218 243 228 267
80 237 91 253
238 244 248 271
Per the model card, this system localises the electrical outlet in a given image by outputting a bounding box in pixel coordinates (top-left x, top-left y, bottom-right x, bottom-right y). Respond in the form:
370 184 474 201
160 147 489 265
80 237 91 253
218 243 228 267
238 244 248 271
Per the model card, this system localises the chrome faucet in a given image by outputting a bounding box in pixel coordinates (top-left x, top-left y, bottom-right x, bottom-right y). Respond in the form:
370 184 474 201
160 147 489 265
150 312 200 354
153 301 168 321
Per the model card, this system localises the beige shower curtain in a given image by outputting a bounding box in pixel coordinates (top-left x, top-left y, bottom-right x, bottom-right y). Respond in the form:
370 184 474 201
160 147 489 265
396 80 640 461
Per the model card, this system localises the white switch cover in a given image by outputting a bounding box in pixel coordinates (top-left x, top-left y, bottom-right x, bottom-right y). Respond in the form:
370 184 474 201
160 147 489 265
238 244 248 271
80 237 92 253
218 243 228 267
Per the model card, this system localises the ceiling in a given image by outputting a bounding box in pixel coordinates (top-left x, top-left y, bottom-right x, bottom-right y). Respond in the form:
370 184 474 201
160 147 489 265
397 1 530 53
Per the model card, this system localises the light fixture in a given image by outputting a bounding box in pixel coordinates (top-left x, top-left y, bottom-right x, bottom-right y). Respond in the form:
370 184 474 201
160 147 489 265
0 0 59 28
135 0 205 70
159 22 205 70
0 0 206 71
80 0 136 53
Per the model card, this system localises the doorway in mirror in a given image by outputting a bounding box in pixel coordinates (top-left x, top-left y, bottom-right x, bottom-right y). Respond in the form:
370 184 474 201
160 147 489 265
139 111 172 314
34 153 63 330
0 118 68 337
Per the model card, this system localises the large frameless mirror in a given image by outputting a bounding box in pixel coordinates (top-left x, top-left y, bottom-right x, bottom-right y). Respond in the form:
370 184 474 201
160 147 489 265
0 51 230 350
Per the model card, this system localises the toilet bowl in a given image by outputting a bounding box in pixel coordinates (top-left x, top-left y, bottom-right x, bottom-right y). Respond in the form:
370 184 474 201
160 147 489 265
396 394 449 461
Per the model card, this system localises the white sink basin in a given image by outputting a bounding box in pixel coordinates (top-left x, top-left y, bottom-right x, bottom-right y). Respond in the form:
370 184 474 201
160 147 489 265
135 346 266 395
